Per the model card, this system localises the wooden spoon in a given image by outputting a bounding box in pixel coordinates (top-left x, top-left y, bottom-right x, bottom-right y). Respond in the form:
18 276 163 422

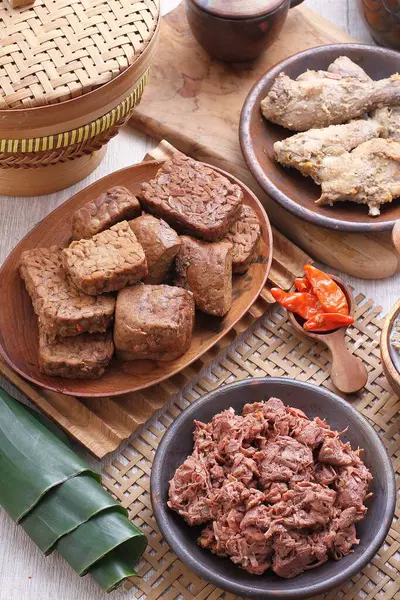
392 220 400 255
288 276 368 394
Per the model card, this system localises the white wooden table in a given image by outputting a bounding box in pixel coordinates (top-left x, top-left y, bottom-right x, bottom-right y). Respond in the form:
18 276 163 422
0 2 398 599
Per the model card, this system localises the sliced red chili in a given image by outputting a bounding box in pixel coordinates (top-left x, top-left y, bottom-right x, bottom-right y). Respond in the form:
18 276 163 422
303 312 354 332
294 277 312 293
271 288 323 320
303 265 349 316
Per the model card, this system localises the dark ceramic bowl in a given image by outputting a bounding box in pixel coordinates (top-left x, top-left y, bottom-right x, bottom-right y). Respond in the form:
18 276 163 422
151 378 396 600
239 44 400 233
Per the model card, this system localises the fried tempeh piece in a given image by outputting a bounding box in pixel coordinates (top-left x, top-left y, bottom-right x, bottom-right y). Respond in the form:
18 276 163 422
38 327 114 379
140 154 242 241
114 285 195 362
129 215 181 284
71 186 141 240
225 205 261 274
175 236 233 317
63 221 147 295
20 246 115 339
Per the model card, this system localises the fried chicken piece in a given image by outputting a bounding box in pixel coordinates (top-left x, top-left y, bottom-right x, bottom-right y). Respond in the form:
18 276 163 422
373 106 400 140
316 138 400 216
327 58 400 141
327 56 372 82
274 118 382 179
331 57 400 141
261 69 400 131
273 58 384 177
273 57 400 214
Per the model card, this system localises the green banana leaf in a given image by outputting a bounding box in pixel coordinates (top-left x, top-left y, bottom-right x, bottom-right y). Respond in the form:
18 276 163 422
23 405 72 447
0 389 147 592
0 388 98 522
21 473 127 554
56 509 147 576
89 551 138 593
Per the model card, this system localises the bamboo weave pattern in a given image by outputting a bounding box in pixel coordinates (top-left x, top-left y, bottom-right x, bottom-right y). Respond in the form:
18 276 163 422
0 69 149 167
0 68 149 155
103 295 400 600
0 0 158 108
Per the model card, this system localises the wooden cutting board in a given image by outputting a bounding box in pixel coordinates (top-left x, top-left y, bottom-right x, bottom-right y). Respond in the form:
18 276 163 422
130 3 400 280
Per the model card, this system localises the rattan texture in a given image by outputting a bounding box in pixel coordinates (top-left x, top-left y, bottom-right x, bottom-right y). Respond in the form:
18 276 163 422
103 294 400 600
0 0 159 108
0 69 149 167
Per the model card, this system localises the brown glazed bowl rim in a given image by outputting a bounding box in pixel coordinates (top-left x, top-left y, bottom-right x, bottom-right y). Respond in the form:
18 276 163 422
151 377 396 599
389 308 400 373
386 300 400 373
240 43 400 233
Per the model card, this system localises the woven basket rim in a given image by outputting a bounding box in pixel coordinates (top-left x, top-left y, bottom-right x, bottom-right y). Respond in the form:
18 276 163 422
0 10 160 117
0 70 149 155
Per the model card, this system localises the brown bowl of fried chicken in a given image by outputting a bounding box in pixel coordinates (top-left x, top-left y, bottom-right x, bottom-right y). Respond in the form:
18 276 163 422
150 378 395 599
240 44 400 233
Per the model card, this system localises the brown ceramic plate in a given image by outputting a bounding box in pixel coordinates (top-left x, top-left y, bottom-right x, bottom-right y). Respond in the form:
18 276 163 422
380 299 400 396
151 378 396 599
240 43 400 233
0 159 273 397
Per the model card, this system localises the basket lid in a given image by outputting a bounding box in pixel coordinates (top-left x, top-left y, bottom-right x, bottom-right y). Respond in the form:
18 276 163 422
0 0 159 109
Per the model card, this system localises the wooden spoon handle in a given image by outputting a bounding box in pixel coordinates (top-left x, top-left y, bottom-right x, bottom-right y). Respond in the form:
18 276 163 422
7 0 34 7
392 220 400 255
324 334 368 394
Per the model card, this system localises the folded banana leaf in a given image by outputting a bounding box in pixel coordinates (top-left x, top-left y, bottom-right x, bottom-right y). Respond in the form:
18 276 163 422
56 509 147 576
21 473 127 554
89 550 138 593
0 389 147 591
0 388 97 522
23 404 72 447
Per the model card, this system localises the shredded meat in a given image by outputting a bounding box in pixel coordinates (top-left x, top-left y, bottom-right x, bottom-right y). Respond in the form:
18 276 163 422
168 453 212 525
168 397 372 578
256 436 313 488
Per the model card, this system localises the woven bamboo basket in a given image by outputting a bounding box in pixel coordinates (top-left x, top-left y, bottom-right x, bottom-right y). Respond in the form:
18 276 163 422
0 0 160 195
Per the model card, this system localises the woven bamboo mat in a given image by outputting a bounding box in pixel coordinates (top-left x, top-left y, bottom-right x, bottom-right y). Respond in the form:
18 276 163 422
102 293 400 600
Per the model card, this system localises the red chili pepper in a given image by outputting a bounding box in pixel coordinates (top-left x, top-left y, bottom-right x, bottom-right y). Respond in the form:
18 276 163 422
303 312 354 332
294 277 312 293
271 288 323 320
303 265 349 315
76 324 83 333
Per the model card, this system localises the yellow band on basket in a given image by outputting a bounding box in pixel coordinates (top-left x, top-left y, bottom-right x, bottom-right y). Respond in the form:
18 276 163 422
0 68 149 155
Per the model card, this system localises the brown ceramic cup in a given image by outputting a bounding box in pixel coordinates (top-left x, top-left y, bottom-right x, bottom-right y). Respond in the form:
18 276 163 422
185 0 306 62
357 0 400 49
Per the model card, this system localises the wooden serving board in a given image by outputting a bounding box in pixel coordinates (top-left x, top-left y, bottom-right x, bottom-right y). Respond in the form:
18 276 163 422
130 3 400 280
0 141 310 458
